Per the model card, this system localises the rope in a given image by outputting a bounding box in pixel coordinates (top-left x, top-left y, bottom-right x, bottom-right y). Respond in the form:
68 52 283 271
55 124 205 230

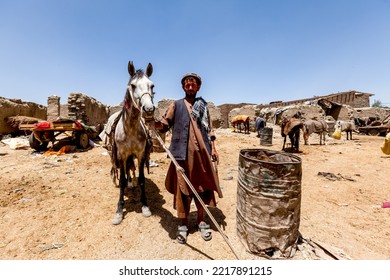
148 124 240 260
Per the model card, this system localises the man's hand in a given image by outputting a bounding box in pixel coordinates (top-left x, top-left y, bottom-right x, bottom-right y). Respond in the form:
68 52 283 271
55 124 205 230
211 148 219 164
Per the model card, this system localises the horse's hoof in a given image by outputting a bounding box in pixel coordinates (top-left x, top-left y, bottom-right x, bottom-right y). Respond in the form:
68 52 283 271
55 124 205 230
142 206 152 217
112 213 123 225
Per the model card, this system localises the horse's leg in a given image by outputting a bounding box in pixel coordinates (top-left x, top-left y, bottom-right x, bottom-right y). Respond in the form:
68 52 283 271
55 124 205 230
138 158 151 217
303 132 309 145
294 129 300 152
126 156 137 188
112 161 126 225
289 134 294 152
126 167 137 189
282 136 286 151
293 133 298 152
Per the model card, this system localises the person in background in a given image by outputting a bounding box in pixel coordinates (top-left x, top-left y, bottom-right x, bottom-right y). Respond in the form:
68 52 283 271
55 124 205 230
154 73 223 244
255 115 266 137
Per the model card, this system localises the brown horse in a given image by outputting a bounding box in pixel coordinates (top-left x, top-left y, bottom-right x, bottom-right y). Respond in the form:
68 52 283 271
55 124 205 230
231 115 250 134
281 117 303 153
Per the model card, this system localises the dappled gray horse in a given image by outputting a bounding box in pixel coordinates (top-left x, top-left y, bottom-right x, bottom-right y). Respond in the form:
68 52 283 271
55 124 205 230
103 61 155 225
303 119 328 145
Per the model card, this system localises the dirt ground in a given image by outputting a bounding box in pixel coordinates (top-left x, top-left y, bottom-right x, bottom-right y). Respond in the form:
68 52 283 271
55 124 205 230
1 126 389 260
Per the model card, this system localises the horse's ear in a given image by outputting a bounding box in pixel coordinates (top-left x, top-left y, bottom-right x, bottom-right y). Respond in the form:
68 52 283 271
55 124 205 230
128 61 135 76
146 63 153 77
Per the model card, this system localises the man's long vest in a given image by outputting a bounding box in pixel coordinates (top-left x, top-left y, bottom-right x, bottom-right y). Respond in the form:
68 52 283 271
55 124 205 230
169 99 212 160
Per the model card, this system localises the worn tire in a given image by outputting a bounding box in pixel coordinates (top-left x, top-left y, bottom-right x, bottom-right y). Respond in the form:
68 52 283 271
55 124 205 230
29 132 48 151
77 132 89 149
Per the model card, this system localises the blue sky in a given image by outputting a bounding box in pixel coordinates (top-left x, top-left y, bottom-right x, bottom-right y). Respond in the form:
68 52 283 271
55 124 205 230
1 0 389 106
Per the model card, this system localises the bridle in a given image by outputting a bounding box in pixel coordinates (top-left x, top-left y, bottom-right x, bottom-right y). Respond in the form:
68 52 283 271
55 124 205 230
125 89 150 108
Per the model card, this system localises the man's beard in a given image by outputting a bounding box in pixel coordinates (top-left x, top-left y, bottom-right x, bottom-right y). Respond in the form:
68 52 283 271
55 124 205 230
185 93 197 99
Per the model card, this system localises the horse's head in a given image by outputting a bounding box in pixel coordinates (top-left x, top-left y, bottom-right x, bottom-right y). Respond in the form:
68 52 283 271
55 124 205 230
125 61 155 120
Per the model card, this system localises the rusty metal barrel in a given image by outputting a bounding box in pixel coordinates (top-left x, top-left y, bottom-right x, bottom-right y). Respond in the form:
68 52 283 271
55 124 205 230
259 127 273 146
236 149 302 258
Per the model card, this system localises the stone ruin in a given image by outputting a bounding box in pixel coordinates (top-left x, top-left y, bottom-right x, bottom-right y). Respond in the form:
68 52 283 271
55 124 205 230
66 93 110 133
0 93 110 136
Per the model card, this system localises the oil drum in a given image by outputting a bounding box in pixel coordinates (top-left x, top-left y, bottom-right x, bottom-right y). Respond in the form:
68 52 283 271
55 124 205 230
237 149 302 258
259 127 273 146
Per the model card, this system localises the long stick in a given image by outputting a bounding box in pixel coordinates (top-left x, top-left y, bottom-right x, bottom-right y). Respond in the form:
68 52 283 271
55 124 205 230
150 125 240 260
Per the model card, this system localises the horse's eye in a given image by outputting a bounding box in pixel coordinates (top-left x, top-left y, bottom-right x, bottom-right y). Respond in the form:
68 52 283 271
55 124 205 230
131 85 136 91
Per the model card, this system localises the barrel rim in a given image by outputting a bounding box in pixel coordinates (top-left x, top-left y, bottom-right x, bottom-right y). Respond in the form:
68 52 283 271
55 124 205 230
239 148 302 164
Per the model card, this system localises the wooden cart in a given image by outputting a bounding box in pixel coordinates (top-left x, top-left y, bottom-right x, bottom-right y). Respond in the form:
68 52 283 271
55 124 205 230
19 119 92 151
358 114 390 136
358 124 390 136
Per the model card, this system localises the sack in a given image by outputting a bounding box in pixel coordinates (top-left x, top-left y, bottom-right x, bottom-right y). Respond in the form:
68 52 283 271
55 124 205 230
381 132 390 155
332 129 341 140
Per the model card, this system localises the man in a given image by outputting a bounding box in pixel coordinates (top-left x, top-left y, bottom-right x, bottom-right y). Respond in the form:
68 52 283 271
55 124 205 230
255 115 266 137
155 73 222 244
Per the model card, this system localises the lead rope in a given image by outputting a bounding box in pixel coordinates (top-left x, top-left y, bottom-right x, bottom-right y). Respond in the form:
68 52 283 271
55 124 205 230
147 123 240 260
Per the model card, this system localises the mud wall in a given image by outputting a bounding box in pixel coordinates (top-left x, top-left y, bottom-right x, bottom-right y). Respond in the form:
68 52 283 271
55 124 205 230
0 97 47 135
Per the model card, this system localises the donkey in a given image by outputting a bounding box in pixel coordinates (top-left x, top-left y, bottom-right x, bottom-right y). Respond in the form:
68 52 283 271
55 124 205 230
281 117 303 153
302 119 328 145
335 120 356 140
104 61 155 225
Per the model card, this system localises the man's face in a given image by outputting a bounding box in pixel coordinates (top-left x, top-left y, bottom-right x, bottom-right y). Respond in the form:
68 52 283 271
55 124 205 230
183 79 199 97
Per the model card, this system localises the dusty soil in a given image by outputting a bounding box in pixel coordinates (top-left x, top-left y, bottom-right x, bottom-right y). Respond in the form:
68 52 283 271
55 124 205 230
1 127 389 260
